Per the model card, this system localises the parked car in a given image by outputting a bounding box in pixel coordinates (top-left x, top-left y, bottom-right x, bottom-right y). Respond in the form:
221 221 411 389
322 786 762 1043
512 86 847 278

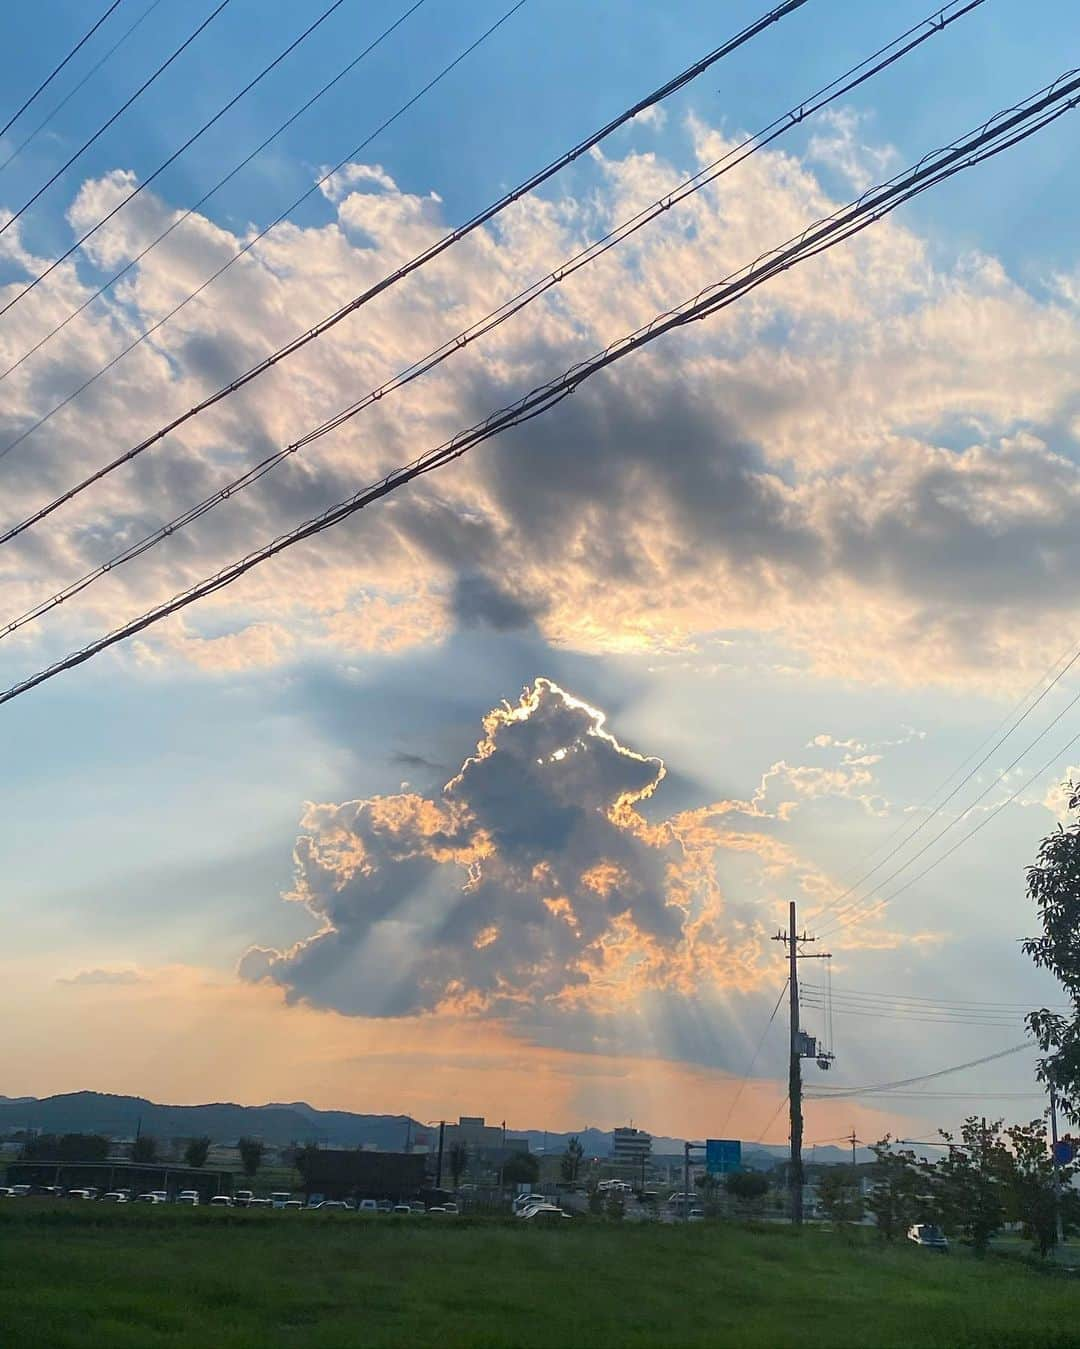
315 1200 349 1212
248 1198 272 1208
410 1202 425 1214
428 1206 448 1214
270 1191 291 1209
100 1192 128 1203
513 1192 548 1213
376 1200 393 1213
907 1223 949 1252
283 1200 303 1210
67 1189 97 1201
442 1202 459 1214
391 1204 412 1216
135 1193 164 1203
209 1196 233 1207
176 1191 199 1206
358 1199 379 1213
10 1185 32 1198
687 1208 706 1224
234 1190 254 1207
36 1186 64 1199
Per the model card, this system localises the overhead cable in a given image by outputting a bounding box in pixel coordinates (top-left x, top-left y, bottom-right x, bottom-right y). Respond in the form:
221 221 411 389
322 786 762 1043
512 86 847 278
0 0 167 176
824 717 1080 939
0 0 814 480
2 65 1079 706
0 0 987 638
0 0 232 241
0 0 430 382
805 1041 1034 1099
0 0 352 320
719 980 788 1136
0 0 126 142
801 981 1066 1010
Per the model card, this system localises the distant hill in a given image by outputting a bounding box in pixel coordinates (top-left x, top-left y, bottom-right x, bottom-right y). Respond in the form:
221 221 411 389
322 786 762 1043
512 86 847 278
0 1092 875 1164
0 1092 413 1149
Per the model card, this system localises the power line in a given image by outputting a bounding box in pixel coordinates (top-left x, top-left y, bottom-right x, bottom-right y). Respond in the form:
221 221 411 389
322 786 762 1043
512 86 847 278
2 65 1078 706
817 669 1080 938
719 980 788 1136
752 1094 789 1147
0 0 813 487
0 0 231 242
0 0 167 177
0 0 351 320
826 718 1080 938
810 638 1080 933
801 981 1064 1010
0 0 126 142
0 0 430 383
805 1041 1034 1099
0 0 986 640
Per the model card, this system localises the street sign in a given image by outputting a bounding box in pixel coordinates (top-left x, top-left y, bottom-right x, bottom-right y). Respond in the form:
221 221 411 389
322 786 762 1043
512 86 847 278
706 1139 742 1175
1053 1140 1075 1165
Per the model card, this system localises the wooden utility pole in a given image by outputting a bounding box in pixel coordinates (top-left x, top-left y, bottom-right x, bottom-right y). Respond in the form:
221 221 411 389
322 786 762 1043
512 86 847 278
772 900 830 1227
849 1129 858 1168
1049 1083 1065 1247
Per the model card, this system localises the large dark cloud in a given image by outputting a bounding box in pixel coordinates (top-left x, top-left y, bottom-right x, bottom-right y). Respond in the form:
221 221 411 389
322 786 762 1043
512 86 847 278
241 678 748 1019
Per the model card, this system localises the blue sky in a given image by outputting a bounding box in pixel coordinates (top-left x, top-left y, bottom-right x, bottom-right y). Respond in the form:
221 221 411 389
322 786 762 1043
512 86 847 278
1 0 1078 1140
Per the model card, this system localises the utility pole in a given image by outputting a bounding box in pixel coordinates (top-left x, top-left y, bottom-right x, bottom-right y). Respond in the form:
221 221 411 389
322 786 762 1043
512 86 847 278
849 1129 858 1169
772 900 831 1227
1049 1083 1065 1248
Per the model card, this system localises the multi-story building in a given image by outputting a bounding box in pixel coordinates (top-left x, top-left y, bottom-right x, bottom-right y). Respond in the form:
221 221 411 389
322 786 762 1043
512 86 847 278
612 1127 652 1169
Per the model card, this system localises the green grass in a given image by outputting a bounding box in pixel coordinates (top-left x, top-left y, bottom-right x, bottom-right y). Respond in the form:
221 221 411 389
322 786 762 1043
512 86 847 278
0 1205 1077 1348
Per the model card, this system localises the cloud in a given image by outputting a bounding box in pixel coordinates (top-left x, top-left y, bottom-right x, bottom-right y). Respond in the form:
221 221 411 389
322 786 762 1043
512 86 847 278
57 967 146 986
4 115 1080 692
241 678 793 1023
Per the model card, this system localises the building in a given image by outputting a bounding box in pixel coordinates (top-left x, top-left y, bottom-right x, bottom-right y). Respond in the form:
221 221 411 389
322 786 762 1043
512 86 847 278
612 1127 652 1169
297 1149 426 1202
439 1117 530 1182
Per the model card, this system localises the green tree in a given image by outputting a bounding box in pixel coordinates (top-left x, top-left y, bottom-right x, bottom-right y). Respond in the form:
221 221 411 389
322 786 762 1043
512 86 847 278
560 1136 584 1183
866 1138 921 1240
131 1134 158 1163
817 1166 865 1226
586 1179 604 1216
183 1136 211 1169
1002 1118 1076 1258
447 1142 469 1190
20 1133 109 1162
725 1170 769 1214
237 1137 265 1179
1023 783 1080 1121
502 1151 540 1186
925 1119 1008 1257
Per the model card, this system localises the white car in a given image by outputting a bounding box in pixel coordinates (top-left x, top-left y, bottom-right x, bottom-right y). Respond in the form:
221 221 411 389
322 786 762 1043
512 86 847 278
209 1195 233 1207
135 1193 164 1203
270 1192 291 1210
687 1208 706 1223
519 1203 571 1223
513 1193 548 1213
284 1200 303 1210
67 1189 97 1201
442 1202 459 1214
358 1199 379 1213
10 1185 31 1197
176 1191 199 1206
100 1192 128 1203
391 1204 412 1216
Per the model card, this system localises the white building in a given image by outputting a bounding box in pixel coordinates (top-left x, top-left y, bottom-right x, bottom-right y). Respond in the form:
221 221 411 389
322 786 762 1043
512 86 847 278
612 1127 652 1168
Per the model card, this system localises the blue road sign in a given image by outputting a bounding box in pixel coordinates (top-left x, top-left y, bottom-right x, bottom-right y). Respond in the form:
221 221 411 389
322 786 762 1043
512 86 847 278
1053 1140 1075 1166
706 1139 742 1175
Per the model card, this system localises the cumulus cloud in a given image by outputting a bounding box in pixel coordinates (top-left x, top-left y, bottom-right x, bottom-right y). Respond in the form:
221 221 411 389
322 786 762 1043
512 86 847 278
241 678 787 1021
241 679 916 1045
3 114 1080 692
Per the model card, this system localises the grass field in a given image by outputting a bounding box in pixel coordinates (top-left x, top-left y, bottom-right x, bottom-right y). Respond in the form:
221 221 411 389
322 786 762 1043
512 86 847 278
1 1204 1077 1348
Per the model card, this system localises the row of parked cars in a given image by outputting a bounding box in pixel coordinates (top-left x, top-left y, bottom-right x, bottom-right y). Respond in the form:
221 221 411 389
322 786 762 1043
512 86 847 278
0 1185 463 1213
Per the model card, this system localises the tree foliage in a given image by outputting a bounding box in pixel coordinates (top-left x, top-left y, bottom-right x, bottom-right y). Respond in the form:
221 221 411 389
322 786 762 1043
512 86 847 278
131 1134 158 1164
183 1136 211 1169
237 1137 265 1179
19 1133 110 1163
1002 1119 1075 1258
1023 782 1080 1122
817 1166 865 1226
502 1151 540 1186
560 1136 584 1183
866 1138 922 1240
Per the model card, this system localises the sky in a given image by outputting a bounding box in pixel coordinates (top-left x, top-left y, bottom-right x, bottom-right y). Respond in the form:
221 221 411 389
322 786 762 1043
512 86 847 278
2 0 1079 1149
